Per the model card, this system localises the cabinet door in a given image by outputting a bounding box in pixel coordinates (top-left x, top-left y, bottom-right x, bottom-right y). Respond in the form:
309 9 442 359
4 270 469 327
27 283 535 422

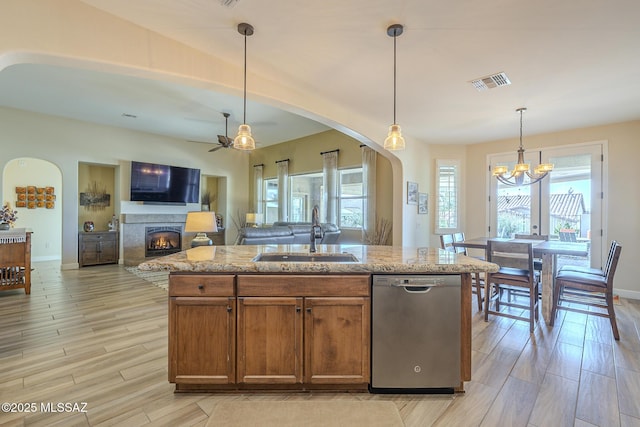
237 297 303 384
98 236 118 264
304 297 370 384
169 296 235 384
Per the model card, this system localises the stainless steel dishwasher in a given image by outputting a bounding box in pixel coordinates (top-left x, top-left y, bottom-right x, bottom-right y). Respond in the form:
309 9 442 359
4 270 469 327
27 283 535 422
370 274 461 393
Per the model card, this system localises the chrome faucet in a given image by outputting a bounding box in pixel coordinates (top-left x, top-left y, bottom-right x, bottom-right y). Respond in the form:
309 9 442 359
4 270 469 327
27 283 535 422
310 205 323 253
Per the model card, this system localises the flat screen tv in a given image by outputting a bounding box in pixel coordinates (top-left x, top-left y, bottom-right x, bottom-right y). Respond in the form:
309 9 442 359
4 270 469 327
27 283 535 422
130 161 200 204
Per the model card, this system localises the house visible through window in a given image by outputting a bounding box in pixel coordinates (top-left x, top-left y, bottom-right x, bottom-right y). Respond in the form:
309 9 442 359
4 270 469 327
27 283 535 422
436 160 459 233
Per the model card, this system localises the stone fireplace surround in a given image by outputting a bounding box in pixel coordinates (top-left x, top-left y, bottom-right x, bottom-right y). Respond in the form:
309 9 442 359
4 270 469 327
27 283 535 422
122 213 188 266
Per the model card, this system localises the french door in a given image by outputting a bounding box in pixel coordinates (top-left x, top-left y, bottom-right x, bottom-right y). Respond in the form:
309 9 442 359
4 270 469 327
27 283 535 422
489 142 605 267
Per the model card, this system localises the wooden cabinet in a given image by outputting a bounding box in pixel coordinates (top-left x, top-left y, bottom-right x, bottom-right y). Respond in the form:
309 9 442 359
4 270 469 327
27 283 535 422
210 228 225 245
304 297 370 385
236 274 370 390
169 274 236 387
78 231 118 267
237 297 303 384
169 273 370 391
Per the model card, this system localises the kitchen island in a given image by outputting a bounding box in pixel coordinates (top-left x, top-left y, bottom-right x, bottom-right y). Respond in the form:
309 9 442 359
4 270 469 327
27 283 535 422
139 244 498 393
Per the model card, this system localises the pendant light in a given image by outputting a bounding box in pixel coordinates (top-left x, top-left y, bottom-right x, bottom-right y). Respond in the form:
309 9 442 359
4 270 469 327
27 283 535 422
384 24 405 151
234 22 256 151
492 108 554 186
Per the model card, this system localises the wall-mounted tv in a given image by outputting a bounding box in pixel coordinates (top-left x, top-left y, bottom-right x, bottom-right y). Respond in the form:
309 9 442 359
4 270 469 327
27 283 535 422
130 161 200 204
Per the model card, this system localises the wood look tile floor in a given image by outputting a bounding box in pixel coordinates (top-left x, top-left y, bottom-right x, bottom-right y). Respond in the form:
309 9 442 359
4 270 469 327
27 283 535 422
1 262 639 426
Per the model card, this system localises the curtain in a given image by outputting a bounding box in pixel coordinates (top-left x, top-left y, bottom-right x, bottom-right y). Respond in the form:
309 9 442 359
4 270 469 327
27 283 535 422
253 164 263 214
362 146 377 240
322 151 338 224
277 159 289 221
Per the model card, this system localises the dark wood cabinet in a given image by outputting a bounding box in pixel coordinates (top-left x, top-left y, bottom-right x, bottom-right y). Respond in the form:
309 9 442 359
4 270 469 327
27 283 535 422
78 231 118 267
169 274 236 387
236 274 370 390
210 228 225 245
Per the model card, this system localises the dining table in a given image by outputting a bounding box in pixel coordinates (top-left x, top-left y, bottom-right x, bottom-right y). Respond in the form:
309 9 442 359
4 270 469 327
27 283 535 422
452 237 590 324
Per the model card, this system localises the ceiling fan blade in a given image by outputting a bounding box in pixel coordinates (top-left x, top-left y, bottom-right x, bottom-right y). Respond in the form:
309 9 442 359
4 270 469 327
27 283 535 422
208 145 225 152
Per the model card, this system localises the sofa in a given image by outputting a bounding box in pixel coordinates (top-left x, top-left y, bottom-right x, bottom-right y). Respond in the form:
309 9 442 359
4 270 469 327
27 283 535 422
237 222 341 245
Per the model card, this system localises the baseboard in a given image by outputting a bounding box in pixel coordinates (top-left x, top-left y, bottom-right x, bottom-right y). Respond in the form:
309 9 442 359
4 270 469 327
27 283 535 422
32 255 61 262
614 288 640 300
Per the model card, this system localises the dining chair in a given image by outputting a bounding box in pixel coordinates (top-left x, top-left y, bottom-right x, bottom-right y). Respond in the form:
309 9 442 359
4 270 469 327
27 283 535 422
514 233 548 271
440 233 455 252
441 233 484 311
485 240 539 333
550 241 622 340
558 240 616 277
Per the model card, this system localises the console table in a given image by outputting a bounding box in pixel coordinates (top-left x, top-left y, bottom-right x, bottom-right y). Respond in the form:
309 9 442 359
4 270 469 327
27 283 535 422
0 229 32 294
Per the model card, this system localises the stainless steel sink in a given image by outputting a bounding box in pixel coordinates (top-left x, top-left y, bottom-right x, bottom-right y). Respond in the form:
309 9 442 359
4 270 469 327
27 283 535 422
253 253 359 263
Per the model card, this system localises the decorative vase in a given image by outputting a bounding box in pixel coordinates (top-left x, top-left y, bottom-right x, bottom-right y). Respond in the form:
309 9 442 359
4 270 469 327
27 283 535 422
0 223 10 230
83 221 94 232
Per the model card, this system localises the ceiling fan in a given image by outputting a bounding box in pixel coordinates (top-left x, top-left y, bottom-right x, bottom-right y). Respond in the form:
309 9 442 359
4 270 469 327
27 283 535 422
187 112 235 152
209 112 234 152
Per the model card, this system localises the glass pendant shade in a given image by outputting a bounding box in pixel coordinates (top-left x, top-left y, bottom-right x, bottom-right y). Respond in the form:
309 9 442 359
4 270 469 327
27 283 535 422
384 124 405 150
234 124 255 150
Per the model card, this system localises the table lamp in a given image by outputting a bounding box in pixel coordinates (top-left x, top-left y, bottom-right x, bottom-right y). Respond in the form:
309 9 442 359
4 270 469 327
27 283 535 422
245 213 263 227
184 211 218 247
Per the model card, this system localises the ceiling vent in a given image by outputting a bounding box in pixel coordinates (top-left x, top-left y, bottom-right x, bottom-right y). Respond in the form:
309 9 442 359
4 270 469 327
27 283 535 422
219 0 239 6
470 72 511 91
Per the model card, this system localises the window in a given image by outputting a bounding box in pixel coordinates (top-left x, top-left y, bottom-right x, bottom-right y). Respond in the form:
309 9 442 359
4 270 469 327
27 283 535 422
435 160 459 233
338 168 364 229
289 172 323 222
263 178 278 225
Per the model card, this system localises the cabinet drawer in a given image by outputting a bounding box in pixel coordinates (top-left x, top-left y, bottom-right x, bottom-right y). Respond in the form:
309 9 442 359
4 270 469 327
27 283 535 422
169 274 235 297
237 275 370 297
81 232 117 241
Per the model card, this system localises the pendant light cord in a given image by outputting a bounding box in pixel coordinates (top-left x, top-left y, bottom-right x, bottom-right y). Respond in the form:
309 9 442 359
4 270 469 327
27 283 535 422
393 29 397 124
519 108 524 149
243 29 247 124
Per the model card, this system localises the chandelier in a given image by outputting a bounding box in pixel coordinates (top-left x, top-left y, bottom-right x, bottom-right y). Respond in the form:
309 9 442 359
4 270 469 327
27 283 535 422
492 108 553 186
383 24 405 151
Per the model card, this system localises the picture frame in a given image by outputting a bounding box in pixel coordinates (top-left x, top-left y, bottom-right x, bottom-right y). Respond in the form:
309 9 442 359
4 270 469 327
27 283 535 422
418 192 428 214
407 181 418 205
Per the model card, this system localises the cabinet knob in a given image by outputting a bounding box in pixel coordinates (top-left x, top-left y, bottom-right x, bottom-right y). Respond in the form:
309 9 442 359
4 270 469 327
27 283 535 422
296 307 301 313
227 306 232 313
198 285 204 290
306 308 312 313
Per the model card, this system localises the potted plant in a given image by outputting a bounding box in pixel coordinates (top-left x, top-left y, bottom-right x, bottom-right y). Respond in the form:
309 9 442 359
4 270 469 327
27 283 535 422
1 203 18 230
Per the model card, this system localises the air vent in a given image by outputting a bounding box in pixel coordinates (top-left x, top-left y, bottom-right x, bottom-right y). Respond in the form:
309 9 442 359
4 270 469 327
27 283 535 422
469 72 511 91
219 0 239 6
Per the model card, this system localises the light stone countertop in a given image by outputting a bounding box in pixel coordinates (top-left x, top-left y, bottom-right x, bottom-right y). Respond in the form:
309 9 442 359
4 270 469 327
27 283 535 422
138 244 499 274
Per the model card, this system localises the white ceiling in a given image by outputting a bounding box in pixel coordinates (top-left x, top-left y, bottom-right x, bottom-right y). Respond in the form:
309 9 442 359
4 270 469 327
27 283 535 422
2 0 640 149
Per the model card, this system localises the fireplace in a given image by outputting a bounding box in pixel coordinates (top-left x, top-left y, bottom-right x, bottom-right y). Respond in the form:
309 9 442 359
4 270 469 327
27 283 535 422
145 226 182 257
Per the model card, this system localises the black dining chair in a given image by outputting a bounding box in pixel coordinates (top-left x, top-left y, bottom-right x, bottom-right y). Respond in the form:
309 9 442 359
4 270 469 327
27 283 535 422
550 241 622 340
485 240 540 333
441 233 484 311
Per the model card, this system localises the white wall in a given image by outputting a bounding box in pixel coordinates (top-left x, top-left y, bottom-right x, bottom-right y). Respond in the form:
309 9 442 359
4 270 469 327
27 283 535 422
2 158 63 261
0 107 249 269
464 120 640 299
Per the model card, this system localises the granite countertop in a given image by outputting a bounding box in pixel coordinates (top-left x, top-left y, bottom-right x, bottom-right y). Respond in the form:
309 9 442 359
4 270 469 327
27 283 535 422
138 244 499 274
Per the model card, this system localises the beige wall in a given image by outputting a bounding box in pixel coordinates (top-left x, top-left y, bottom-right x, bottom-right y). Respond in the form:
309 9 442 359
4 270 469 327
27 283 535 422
462 120 640 299
248 129 394 242
78 163 116 232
